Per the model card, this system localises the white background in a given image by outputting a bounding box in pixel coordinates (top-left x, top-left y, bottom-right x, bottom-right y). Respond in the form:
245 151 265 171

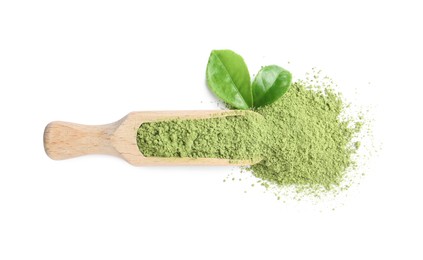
1 0 422 259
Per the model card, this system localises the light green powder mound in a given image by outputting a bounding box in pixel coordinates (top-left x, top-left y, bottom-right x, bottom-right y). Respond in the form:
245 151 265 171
250 81 361 191
138 114 265 161
137 80 362 193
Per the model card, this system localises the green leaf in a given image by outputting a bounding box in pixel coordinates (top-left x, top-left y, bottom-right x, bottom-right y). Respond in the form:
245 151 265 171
206 50 252 109
252 65 292 107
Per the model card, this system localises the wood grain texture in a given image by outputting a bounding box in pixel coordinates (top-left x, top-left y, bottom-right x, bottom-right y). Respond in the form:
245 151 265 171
44 110 261 166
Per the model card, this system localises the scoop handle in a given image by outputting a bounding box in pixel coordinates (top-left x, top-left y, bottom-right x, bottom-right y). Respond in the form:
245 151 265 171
43 121 119 160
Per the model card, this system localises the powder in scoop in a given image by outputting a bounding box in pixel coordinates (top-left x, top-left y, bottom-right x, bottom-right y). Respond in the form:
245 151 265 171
137 113 265 161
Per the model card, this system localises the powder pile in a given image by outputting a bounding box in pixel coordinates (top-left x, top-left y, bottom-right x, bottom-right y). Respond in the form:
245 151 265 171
251 81 361 192
137 78 362 193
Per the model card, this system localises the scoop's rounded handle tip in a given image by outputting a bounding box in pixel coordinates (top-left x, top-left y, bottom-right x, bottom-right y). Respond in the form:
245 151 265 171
43 121 118 160
43 121 60 160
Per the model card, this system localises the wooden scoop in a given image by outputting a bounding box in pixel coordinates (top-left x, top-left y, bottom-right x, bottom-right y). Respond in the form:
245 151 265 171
44 110 261 166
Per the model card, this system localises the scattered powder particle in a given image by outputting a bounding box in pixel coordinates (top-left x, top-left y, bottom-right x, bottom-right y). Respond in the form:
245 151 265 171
137 75 364 196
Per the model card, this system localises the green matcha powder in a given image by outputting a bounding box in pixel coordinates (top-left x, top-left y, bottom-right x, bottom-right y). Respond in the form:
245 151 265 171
137 79 362 193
